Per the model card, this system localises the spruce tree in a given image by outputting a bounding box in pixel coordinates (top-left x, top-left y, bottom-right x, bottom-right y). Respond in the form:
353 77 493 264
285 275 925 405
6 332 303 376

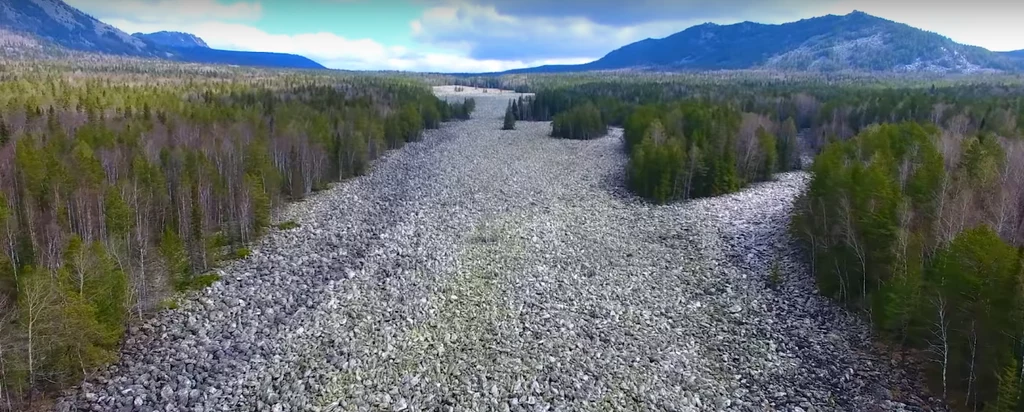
502 100 516 131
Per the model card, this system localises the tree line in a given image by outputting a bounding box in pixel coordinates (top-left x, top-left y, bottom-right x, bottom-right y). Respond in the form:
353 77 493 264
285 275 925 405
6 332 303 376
511 84 800 203
0 66 473 408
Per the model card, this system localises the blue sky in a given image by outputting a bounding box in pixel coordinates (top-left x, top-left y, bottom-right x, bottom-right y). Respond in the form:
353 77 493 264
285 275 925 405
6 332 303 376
65 0 1024 72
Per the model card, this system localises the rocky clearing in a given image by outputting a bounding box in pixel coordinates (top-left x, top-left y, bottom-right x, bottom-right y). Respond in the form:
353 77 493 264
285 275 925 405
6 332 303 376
62 89 940 411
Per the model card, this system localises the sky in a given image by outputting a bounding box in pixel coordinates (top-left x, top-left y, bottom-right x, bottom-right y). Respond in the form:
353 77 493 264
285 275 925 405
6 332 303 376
64 0 1024 73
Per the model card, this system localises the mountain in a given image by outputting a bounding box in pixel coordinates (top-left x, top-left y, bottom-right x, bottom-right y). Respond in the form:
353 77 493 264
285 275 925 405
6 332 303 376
133 31 208 48
505 11 1021 74
166 48 325 69
1001 50 1024 59
0 0 325 69
0 0 151 55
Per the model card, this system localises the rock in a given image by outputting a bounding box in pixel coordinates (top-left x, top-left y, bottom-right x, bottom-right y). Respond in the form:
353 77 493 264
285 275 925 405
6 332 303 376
160 385 173 402
60 91 935 412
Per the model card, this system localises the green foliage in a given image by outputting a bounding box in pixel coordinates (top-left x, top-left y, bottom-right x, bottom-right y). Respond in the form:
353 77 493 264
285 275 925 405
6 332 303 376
623 101 767 202
275 220 300 231
446 98 475 121
551 102 606 140
159 229 190 292
994 353 1020 412
179 272 221 291
103 188 132 238
795 121 1021 409
232 247 252 260
159 298 180 310
502 100 516 131
756 127 778 180
778 117 799 169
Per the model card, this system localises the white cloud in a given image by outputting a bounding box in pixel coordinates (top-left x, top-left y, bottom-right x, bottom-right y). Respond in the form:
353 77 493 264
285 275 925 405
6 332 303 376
406 1 843 61
102 18 588 72
65 0 261 23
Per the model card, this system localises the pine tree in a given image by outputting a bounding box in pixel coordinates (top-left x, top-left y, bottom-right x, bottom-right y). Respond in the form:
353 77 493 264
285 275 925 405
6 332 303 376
502 100 516 131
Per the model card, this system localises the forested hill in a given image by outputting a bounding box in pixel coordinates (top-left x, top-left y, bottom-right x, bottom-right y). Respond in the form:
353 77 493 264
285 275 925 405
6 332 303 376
0 0 325 69
503 11 1021 74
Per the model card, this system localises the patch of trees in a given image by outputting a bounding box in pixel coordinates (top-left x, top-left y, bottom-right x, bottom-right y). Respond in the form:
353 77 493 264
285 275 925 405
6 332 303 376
624 102 799 203
793 122 1024 410
551 103 606 140
446 97 476 121
0 67 467 407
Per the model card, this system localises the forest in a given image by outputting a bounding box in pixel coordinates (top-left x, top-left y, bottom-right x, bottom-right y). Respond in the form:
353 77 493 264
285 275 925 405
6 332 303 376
792 121 1024 410
487 73 1024 410
0 61 474 407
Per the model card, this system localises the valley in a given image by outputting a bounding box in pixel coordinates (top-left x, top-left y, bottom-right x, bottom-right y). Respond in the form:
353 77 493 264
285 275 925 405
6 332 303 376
61 90 937 411
2 1 1024 410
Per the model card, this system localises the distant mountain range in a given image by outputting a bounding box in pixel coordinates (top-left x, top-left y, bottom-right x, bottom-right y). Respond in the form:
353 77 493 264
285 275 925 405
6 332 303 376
2 0 1024 74
0 0 324 69
503 11 1024 74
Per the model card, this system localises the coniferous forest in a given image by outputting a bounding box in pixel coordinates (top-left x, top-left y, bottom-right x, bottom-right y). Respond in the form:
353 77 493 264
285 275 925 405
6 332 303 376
0 61 474 404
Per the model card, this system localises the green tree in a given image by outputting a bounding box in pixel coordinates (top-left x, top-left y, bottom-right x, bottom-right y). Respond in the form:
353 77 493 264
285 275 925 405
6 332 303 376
778 117 798 169
756 126 778 180
994 352 1019 412
503 100 516 131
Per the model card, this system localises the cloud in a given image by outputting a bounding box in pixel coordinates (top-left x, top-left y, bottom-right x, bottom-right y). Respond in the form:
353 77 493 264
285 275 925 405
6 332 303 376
408 0 849 62
64 0 262 23
410 2 689 61
101 18 588 72
418 0 837 27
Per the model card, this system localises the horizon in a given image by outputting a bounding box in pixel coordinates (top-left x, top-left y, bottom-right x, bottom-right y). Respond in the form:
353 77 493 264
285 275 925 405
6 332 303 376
64 0 1024 73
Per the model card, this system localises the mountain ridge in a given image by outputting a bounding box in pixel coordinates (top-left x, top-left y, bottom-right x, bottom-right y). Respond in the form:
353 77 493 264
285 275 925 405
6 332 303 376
501 11 1021 74
0 0 325 69
133 30 209 49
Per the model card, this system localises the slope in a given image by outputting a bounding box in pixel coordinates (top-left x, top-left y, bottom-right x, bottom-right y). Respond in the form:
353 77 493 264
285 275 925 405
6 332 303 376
0 0 325 69
505 11 1020 74
133 31 209 49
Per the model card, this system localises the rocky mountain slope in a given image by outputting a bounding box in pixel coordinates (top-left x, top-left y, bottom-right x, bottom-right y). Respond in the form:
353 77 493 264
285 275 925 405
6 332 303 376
133 30 208 48
0 0 150 55
0 0 325 69
60 90 941 411
505 11 1020 74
